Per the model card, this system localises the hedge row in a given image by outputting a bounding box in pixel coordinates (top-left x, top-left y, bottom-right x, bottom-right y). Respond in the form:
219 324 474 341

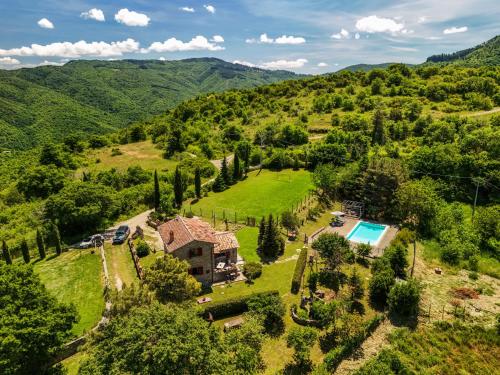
324 314 385 372
291 248 308 294
203 290 279 320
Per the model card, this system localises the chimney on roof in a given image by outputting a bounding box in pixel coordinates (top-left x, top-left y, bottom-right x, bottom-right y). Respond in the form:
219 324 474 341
169 230 174 244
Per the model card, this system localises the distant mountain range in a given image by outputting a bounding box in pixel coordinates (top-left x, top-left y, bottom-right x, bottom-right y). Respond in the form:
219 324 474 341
339 63 415 72
0 58 298 149
340 35 499 72
426 35 499 66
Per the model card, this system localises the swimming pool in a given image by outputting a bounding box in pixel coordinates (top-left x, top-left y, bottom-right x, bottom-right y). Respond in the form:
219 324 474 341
346 221 388 246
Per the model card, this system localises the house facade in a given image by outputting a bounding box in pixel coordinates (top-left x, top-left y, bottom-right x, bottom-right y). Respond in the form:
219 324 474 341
158 216 240 284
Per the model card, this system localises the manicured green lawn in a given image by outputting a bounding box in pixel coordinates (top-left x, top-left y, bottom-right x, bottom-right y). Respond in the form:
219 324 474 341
62 352 87 375
186 169 313 220
33 249 104 337
235 227 260 262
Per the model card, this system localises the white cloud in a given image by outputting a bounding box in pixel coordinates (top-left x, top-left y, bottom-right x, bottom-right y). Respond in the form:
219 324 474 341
246 33 306 44
443 26 468 34
38 18 54 29
145 35 224 53
331 28 350 39
426 36 442 40
275 35 306 44
391 46 418 52
159 57 167 61
0 38 140 58
261 58 308 70
0 57 21 65
80 8 105 22
233 60 257 68
180 7 195 13
417 16 427 24
355 15 405 34
355 33 360 40
211 35 224 43
204 5 216 14
317 62 328 67
114 9 150 27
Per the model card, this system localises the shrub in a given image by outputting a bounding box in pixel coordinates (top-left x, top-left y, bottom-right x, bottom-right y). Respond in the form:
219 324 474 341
203 290 279 320
135 240 150 257
291 248 308 294
324 315 384 372
388 279 422 317
369 269 396 306
243 262 263 281
247 292 286 334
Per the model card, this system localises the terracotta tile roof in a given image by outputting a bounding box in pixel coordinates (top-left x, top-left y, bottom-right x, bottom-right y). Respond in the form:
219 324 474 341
158 215 217 253
214 231 240 253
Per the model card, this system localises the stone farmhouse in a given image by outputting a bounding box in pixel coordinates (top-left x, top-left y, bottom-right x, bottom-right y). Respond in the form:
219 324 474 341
158 215 240 284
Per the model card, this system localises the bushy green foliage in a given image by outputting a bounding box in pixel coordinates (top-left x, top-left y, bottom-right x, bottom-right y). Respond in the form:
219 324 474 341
79 301 265 375
203 290 280 319
142 255 201 303
388 278 422 317
135 240 151 258
0 263 77 374
243 261 263 281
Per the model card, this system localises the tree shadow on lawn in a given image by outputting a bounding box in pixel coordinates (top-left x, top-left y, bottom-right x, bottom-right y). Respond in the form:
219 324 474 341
282 362 313 375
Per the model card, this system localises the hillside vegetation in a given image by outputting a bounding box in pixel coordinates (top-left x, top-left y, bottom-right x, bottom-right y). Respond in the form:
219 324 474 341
0 58 298 149
426 35 500 66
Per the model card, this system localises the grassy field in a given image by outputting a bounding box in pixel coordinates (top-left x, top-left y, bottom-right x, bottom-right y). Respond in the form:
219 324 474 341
62 352 87 375
33 249 104 337
78 140 178 173
357 322 500 374
104 243 139 290
187 169 313 220
235 227 260 262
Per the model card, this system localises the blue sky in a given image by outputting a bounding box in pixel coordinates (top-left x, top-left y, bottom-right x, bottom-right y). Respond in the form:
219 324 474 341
0 0 499 73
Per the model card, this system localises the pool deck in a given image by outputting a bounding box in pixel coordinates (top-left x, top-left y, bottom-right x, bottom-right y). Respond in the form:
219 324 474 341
312 217 398 258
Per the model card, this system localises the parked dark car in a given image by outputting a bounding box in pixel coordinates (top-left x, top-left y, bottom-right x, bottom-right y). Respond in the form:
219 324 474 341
112 225 130 244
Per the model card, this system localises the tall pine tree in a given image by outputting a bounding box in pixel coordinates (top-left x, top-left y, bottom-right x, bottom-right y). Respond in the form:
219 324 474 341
194 168 201 199
232 153 241 182
36 229 46 259
2 240 12 265
173 166 183 208
212 173 226 192
154 170 160 211
221 155 232 186
261 214 283 259
21 239 30 264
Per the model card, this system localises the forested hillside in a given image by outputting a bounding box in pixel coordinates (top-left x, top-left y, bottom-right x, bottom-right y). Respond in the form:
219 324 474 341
426 35 500 66
0 58 299 149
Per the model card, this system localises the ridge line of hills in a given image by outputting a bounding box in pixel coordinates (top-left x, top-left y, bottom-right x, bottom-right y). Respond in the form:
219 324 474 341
0 35 498 150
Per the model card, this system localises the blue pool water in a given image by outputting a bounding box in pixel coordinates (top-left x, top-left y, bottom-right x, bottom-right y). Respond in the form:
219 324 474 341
346 221 387 246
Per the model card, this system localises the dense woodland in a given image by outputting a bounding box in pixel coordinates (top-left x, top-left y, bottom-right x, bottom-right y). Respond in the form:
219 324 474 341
0 58 298 149
1 39 500 373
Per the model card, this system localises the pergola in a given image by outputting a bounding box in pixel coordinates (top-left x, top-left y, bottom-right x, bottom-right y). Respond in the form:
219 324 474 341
341 200 364 218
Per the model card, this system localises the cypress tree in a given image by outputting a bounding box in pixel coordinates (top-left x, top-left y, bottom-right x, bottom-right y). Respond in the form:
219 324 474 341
221 155 232 186
371 109 386 145
52 223 62 255
257 217 266 250
2 240 12 265
154 170 160 211
36 229 46 259
194 168 201 199
21 239 30 264
173 166 183 208
232 153 241 182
